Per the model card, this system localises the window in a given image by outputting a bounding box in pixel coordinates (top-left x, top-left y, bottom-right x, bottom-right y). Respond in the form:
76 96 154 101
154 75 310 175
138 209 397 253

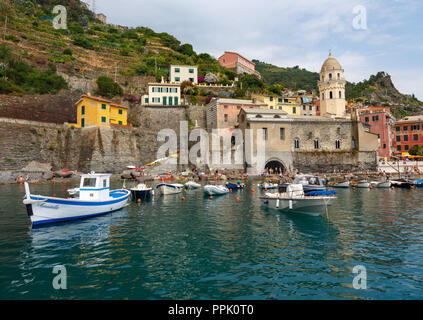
118 121 122 125
337 73 340 79
118 109 123 115
175 68 180 73
263 128 268 140
404 135 409 142
314 139 319 149
81 105 85 115
83 178 97 187
81 118 85 128
293 107 296 114
270 97 273 101
175 77 180 82
365 117 369 122
189 78 194 82
383 144 386 149
224 114 228 122
103 179 107 188
284 99 288 103
101 104 107 110
101 116 106 123
278 98 282 103
335 140 341 149
189 69 194 73
280 128 285 140
145 98 149 103
330 91 333 99
405 145 409 151
322 93 325 100
396 127 400 132
372 115 379 121
174 97 179 105
403 126 408 131
303 105 306 110
396 136 401 142
329 73 332 80
339 91 342 99
397 145 401 151
152 98 160 103
270 106 273 109
309 105 312 111
414 134 419 141
294 139 300 149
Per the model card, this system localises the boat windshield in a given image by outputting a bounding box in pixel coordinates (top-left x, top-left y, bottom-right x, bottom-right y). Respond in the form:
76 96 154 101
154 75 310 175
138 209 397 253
83 178 97 187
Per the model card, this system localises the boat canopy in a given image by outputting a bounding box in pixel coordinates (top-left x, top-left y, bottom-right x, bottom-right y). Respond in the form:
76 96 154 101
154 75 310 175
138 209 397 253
79 173 111 201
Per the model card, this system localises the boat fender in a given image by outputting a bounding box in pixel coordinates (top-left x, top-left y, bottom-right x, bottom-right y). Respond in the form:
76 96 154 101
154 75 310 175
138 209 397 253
289 200 293 209
276 199 280 208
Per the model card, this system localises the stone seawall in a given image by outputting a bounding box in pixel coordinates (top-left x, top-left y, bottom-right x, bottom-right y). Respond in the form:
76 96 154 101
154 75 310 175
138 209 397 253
293 151 378 173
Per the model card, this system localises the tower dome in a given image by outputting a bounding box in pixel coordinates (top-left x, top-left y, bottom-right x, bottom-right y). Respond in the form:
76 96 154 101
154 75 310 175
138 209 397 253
320 53 342 72
318 53 346 118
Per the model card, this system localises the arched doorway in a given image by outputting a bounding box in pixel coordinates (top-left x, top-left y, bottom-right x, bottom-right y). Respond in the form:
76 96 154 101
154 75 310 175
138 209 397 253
265 160 285 174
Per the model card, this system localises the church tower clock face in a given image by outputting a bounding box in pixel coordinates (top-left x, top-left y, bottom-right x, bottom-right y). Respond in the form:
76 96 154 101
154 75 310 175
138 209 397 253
318 53 346 118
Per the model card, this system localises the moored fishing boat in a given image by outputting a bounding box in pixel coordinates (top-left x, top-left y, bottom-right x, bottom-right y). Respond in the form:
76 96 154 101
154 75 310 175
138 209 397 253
370 181 391 188
352 180 370 188
156 183 184 195
130 183 153 200
260 184 336 216
23 173 130 227
203 185 229 196
411 179 423 187
184 181 201 189
293 175 327 192
226 181 245 190
54 169 74 178
391 179 412 188
257 183 278 190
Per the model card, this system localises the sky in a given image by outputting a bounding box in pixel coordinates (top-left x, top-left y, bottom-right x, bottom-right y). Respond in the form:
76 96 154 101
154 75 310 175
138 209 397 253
92 0 423 100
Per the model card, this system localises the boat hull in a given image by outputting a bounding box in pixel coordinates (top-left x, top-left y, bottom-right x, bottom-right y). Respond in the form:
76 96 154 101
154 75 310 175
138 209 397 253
25 189 130 226
330 182 350 188
156 184 184 195
262 196 335 216
185 181 201 189
130 189 152 200
226 183 245 190
203 186 229 196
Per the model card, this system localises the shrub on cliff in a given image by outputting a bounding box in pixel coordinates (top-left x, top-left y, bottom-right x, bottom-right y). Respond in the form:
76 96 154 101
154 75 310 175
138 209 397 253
95 76 123 98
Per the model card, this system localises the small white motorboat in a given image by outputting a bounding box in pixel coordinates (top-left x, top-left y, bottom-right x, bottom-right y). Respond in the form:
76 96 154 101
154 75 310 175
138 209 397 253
353 180 370 188
257 183 278 190
156 183 184 195
203 185 229 196
130 183 153 200
23 173 130 227
184 181 201 189
260 184 337 216
370 181 391 188
328 181 350 188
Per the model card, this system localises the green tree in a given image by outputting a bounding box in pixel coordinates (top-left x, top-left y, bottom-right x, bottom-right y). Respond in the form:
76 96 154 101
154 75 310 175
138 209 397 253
95 76 123 98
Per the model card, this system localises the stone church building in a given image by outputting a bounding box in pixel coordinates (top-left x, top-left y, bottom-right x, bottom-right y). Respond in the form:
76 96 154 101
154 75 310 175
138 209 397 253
236 54 379 173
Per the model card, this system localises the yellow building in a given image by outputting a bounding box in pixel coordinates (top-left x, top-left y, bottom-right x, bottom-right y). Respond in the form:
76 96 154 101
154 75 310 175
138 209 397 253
251 93 301 115
74 94 128 128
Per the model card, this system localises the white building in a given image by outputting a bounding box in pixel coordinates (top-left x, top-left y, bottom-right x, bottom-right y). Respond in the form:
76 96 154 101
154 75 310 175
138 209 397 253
141 83 181 106
169 65 198 84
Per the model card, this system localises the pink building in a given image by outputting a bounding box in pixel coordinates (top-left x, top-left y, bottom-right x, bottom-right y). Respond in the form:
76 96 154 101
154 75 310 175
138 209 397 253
218 52 260 78
359 106 395 158
206 98 268 131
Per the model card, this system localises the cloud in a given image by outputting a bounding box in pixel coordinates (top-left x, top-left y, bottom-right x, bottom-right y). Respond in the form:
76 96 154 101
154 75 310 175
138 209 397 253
97 0 423 100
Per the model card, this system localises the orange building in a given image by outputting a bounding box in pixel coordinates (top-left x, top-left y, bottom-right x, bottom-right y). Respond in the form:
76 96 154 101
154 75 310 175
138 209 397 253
218 52 260 78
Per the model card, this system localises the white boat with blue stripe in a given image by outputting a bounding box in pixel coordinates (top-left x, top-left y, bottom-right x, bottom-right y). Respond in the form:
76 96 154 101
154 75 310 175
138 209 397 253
23 172 130 227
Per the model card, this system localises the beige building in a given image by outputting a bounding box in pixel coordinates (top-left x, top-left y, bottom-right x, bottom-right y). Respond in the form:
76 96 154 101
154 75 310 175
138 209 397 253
169 65 198 84
237 107 379 173
318 53 347 118
96 13 107 24
141 83 181 106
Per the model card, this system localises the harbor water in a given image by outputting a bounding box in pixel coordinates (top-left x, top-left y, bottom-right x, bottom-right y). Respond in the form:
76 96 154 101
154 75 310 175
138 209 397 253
0 182 422 299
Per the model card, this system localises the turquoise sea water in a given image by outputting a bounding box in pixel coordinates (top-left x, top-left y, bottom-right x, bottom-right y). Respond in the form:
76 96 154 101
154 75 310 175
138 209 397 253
0 182 422 299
